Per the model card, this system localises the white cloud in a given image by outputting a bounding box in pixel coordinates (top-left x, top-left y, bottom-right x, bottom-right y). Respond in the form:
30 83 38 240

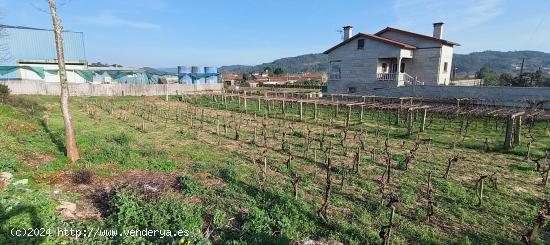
392 0 504 32
79 12 160 29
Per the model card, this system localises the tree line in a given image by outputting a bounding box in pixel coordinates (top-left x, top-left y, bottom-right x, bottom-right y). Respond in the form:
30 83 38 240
476 67 550 87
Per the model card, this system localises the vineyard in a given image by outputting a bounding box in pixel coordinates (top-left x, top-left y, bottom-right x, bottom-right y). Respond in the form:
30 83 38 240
1 93 550 244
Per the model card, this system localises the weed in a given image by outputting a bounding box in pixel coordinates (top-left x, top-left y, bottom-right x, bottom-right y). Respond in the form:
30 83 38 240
178 175 205 197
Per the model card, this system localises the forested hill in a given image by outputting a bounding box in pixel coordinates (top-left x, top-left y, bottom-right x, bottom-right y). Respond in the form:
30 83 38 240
219 53 328 74
453 51 550 75
218 51 550 75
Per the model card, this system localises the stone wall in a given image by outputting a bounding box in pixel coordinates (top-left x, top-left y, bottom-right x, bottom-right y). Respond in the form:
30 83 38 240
0 80 223 96
450 79 483 86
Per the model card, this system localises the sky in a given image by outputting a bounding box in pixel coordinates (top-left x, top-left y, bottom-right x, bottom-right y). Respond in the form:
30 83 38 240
1 0 549 68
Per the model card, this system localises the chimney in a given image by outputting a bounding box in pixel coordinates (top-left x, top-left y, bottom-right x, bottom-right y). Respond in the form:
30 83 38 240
343 26 353 40
433 22 444 39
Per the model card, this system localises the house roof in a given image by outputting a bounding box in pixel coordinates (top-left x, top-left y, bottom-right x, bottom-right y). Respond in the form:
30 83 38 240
374 27 460 46
323 33 416 54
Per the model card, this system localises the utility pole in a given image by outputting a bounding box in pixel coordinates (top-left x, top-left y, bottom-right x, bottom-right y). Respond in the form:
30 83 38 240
519 58 525 82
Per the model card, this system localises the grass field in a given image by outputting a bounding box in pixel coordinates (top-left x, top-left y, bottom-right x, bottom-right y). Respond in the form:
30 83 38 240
1 95 549 244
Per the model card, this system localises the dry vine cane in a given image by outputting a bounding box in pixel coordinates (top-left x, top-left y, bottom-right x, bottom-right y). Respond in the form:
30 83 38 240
318 142 333 224
426 171 434 224
443 155 462 180
523 199 550 245
476 173 497 207
379 194 400 245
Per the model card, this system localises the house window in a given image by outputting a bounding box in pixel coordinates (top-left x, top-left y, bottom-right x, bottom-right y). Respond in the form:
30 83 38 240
400 63 406 73
381 63 388 73
330 61 341 80
348 87 357 93
357 39 365 49
443 62 448 73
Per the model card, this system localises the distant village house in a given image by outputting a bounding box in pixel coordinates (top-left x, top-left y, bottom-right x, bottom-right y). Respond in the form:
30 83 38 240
221 70 327 88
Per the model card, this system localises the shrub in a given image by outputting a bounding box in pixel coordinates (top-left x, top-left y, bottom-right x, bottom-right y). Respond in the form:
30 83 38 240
108 189 204 243
177 175 205 197
0 84 9 99
0 151 20 173
219 167 238 183
109 132 133 146
212 209 227 228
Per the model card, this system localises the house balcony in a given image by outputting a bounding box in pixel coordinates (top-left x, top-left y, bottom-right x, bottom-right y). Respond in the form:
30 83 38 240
376 73 396 81
377 73 423 86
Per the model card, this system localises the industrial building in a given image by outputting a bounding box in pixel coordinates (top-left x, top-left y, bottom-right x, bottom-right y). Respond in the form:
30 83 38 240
177 66 219 85
0 25 90 83
0 25 218 84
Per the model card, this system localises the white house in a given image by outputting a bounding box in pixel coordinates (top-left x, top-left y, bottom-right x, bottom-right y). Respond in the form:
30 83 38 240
324 23 459 93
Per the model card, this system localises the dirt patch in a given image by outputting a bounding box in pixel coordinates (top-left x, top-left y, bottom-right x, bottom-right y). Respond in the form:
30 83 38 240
51 169 187 220
193 172 226 187
4 121 38 134
23 151 57 170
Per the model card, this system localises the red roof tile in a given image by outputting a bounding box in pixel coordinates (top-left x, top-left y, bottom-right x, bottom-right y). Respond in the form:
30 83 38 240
323 33 416 54
374 27 460 46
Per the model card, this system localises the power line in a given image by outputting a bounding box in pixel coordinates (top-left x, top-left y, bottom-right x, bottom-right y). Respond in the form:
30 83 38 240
526 3 550 48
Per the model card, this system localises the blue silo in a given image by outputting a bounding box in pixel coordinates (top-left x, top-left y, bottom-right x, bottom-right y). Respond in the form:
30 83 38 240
178 66 192 84
191 66 205 85
204 67 218 84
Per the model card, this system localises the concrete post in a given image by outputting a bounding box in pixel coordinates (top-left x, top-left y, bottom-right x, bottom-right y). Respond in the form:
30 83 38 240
420 108 427 132
346 105 352 128
513 115 522 147
407 110 414 135
504 115 514 150
396 100 403 125
314 101 318 121
299 102 304 121
257 98 261 111
360 105 364 122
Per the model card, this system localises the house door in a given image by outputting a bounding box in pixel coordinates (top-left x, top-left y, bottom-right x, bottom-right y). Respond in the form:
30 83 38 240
390 63 398 73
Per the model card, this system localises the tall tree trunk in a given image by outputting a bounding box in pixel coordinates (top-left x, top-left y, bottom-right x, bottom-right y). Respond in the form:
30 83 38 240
48 0 79 162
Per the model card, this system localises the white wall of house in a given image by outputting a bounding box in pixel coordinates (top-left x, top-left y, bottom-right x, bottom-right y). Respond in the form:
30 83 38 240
437 45 454 85
377 31 455 86
326 29 457 93
405 48 441 85
327 37 407 93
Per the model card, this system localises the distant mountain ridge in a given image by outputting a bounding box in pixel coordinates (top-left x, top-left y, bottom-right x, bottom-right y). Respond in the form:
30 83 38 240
219 53 328 74
218 51 550 76
453 51 550 75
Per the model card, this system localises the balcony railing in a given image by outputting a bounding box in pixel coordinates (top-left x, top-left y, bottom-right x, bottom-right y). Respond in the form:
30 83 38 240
376 73 396 81
377 72 423 86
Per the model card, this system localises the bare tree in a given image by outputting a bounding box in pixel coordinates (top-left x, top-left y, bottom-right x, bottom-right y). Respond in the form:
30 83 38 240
48 0 79 162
